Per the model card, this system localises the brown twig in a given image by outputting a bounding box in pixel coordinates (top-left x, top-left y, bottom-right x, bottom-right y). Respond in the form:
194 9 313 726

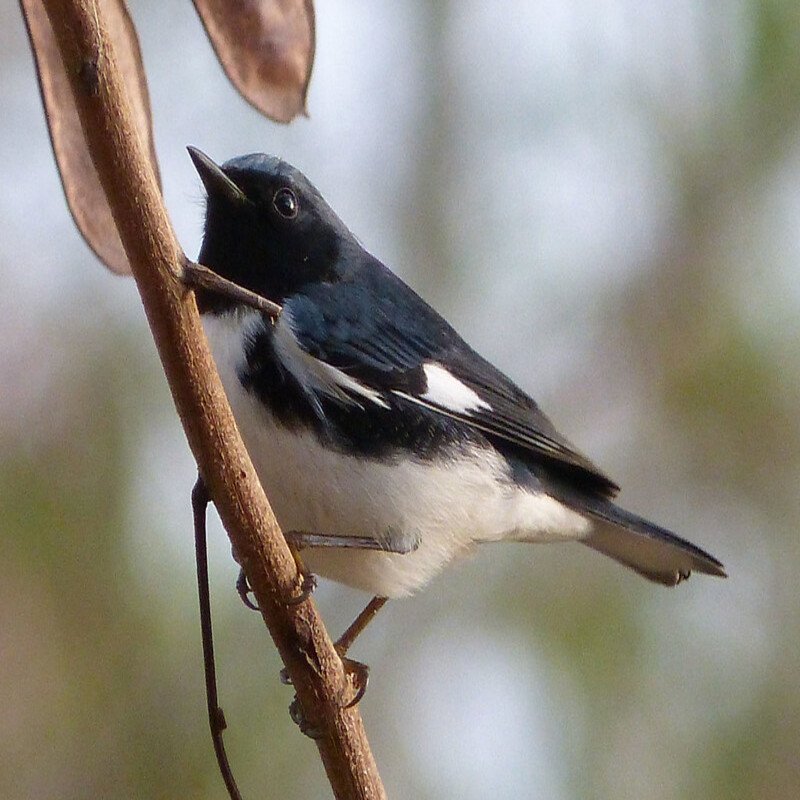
182 260 283 318
38 1 387 797
192 475 243 800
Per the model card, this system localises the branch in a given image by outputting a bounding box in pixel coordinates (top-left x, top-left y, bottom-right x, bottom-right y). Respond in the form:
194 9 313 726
38 1 386 797
182 260 283 318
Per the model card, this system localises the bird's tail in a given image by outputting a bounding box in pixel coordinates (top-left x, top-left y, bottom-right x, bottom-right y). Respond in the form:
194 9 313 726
559 492 726 586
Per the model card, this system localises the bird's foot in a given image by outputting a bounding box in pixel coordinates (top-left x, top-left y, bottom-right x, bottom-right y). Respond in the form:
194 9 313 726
337 653 370 709
288 696 323 740
281 652 369 715
235 568 259 611
284 571 317 606
235 568 316 611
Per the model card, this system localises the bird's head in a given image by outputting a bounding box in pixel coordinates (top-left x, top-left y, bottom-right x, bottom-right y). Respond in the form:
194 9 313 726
188 147 353 308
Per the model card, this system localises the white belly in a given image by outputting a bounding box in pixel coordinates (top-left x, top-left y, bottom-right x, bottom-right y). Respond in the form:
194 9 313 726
204 312 591 597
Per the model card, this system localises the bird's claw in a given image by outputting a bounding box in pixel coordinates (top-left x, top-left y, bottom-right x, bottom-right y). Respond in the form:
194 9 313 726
338 654 370 709
237 568 315 611
284 572 317 606
288 696 323 739
235 568 259 611
283 653 369 738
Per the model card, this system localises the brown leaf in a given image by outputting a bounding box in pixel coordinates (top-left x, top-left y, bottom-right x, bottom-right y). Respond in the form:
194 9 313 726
193 0 315 124
20 0 160 275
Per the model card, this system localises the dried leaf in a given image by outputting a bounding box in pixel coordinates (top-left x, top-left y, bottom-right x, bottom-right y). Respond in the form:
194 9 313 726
20 0 160 275
193 0 315 123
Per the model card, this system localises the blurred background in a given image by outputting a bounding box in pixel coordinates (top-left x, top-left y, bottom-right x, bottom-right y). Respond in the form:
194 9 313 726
2 1 799 797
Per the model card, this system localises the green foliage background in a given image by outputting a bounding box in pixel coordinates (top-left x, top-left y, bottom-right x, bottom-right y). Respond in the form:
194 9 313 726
2 2 799 798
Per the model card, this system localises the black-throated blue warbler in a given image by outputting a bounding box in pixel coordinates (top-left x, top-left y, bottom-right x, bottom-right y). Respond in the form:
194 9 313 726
188 147 726 621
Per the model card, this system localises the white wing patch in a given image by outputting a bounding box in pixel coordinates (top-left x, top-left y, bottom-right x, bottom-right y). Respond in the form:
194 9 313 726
273 309 389 411
420 363 491 414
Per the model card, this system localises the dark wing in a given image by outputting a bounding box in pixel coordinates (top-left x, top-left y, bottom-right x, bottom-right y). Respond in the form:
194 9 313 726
284 270 619 497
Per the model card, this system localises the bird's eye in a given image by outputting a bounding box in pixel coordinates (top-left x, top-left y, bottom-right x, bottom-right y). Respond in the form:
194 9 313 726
273 187 298 219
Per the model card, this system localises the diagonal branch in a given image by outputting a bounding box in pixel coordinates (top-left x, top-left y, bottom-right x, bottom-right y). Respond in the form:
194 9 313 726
37 1 386 797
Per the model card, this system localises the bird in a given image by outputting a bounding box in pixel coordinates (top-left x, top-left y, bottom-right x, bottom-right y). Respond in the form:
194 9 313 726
187 146 726 641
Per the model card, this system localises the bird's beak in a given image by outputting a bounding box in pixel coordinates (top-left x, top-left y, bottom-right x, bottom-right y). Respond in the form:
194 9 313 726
187 146 247 205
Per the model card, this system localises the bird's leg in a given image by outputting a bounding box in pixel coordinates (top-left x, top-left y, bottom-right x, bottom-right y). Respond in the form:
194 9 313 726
284 596 389 733
237 529 410 612
330 596 389 709
279 529 408 713
284 530 418 553
238 529 416 611
335 596 389 658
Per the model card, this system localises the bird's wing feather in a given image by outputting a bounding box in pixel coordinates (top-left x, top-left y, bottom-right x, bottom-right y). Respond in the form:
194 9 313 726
283 277 619 496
